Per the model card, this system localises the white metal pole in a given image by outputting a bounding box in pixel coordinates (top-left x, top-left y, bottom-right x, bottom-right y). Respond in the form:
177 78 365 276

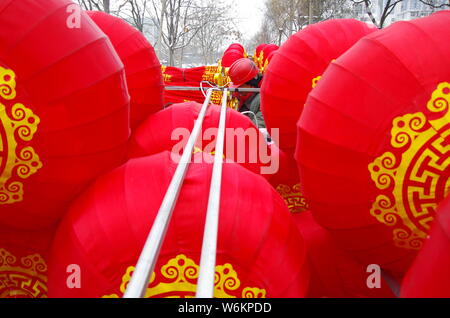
165 86 260 93
195 89 229 298
123 89 215 298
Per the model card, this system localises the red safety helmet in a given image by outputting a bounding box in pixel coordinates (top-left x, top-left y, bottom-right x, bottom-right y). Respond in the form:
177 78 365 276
228 58 259 88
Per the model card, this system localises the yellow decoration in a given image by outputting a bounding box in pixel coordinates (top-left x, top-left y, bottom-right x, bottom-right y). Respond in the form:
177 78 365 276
0 67 16 100
276 183 309 213
0 66 42 204
163 73 172 83
368 82 450 250
312 76 321 88
312 60 335 88
210 90 238 110
0 248 48 298
103 254 266 298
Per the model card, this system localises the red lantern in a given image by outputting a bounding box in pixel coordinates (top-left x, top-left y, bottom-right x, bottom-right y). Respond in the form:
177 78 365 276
0 225 55 298
266 144 309 214
294 211 395 298
254 44 268 64
87 11 164 131
0 0 130 230
260 44 279 73
227 43 245 52
401 196 450 297
295 12 450 279
261 19 376 156
162 66 223 84
129 102 274 177
221 44 247 68
47 151 309 298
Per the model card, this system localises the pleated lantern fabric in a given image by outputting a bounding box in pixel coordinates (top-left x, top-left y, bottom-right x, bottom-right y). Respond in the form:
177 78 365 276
87 11 164 131
163 81 207 105
47 151 310 298
261 19 377 156
295 211 395 298
259 44 279 73
401 195 450 298
296 12 450 279
128 101 274 177
0 225 55 298
0 0 130 230
162 66 211 83
266 144 309 214
221 43 246 68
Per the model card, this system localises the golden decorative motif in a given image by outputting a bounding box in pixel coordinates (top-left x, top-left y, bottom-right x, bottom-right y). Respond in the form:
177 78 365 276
0 248 48 298
202 65 220 82
276 183 309 213
161 65 173 82
0 67 16 100
103 254 266 298
162 64 238 108
312 76 321 88
162 73 172 83
253 51 265 70
0 66 42 204
368 82 450 250
210 91 239 110
193 146 225 159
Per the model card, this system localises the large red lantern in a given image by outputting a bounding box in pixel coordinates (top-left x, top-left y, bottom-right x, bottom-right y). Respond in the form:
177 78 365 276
0 225 55 297
296 12 450 279
401 196 450 297
129 102 274 177
261 19 376 156
294 211 395 298
47 151 309 298
0 0 130 230
87 11 164 131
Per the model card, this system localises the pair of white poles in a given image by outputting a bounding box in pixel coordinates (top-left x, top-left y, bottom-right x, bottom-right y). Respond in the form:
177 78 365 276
123 88 229 298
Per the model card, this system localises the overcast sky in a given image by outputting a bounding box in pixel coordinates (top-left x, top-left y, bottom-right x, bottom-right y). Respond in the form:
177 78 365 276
230 0 267 40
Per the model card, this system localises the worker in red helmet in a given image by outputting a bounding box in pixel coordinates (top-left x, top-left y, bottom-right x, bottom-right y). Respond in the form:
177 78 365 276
228 58 266 129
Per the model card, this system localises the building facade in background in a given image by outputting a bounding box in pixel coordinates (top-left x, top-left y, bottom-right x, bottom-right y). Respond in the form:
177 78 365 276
353 0 448 27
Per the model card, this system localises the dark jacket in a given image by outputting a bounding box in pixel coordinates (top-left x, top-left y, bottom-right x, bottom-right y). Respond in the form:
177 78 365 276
240 93 266 129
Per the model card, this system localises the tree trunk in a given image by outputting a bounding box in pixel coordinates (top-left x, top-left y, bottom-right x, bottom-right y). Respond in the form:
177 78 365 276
103 0 110 13
156 0 167 56
169 47 175 66
308 0 313 24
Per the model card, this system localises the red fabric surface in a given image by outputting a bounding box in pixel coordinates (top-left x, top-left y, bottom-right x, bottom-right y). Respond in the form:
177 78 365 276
0 225 55 298
163 81 207 105
0 0 129 230
222 45 246 68
261 19 376 156
128 101 273 177
294 211 395 298
295 12 450 278
401 195 450 297
163 66 207 83
47 151 309 298
87 11 163 131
